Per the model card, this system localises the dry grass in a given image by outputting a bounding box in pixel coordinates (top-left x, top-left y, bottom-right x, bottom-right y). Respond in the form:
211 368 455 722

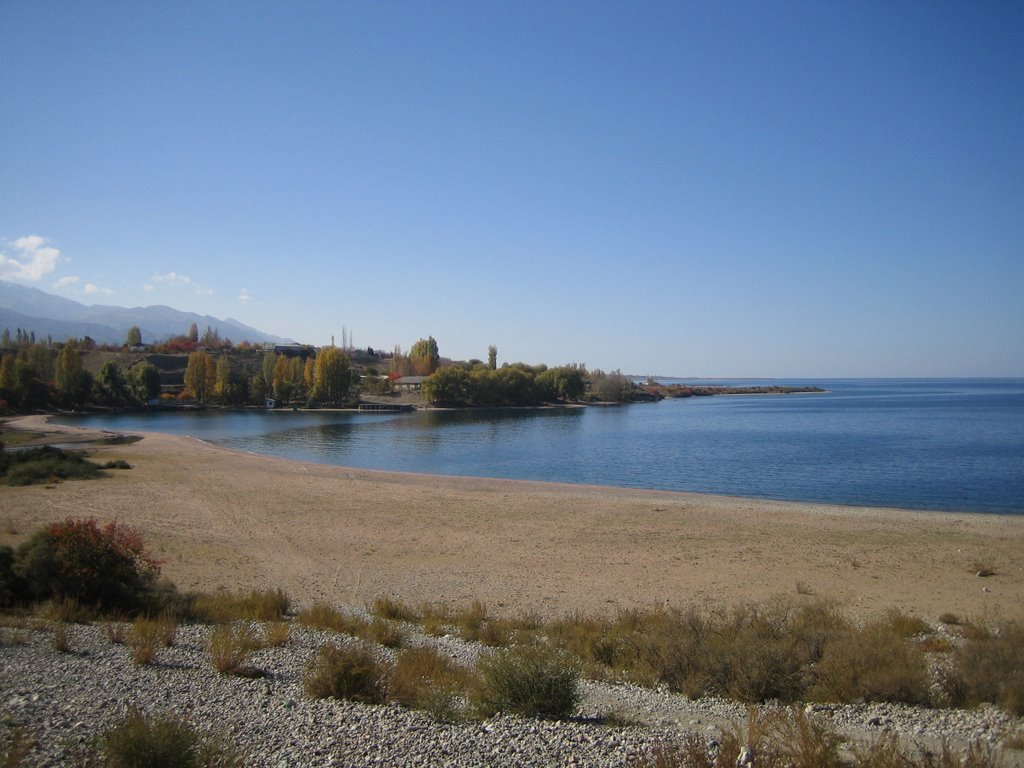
126 617 163 665
50 622 72 653
808 620 932 706
940 619 1024 715
368 617 406 648
370 596 419 622
388 645 468 721
295 603 369 636
103 620 128 644
208 622 264 675
191 588 289 623
303 641 386 704
264 621 291 647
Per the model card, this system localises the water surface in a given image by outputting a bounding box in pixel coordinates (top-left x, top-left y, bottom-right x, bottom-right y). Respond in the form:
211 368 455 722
58 379 1024 514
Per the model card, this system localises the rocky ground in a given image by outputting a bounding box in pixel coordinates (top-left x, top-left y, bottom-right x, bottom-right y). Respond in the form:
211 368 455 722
2 612 1022 767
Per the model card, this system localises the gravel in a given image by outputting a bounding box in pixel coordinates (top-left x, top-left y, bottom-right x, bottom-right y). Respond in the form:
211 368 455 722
1 619 1021 767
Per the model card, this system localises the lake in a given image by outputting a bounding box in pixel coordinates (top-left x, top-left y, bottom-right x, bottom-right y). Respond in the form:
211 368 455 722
57 379 1024 514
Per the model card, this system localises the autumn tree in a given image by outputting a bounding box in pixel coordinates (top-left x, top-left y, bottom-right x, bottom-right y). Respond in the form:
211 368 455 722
183 351 216 403
214 355 232 402
312 347 351 406
488 345 497 370
125 326 142 347
389 345 410 379
188 323 199 343
56 339 92 407
409 336 440 376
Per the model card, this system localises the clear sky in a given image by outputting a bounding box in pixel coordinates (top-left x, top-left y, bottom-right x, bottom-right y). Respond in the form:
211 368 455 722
2 1 1022 377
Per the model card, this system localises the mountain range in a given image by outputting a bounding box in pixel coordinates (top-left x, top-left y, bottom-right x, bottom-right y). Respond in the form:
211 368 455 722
0 281 291 346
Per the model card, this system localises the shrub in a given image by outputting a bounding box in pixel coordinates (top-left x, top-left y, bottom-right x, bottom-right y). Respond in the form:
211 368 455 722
809 620 932 706
0 446 102 486
0 545 19 609
97 708 241 768
941 620 1024 715
208 623 263 675
388 646 467 718
303 642 386 704
12 518 160 614
296 603 369 636
472 643 580 719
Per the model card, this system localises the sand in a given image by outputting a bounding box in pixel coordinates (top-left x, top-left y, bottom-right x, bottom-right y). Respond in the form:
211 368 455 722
2 414 1022 622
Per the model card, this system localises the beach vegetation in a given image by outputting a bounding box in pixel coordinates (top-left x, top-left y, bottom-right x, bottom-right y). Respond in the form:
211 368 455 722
50 621 73 653
92 707 242 768
10 518 160 615
471 643 581 720
370 595 419 622
0 445 103 486
190 587 289 623
264 620 290 647
368 616 406 648
126 617 164 665
208 622 264 676
296 602 369 636
388 645 468 721
939 619 1024 715
304 641 387 704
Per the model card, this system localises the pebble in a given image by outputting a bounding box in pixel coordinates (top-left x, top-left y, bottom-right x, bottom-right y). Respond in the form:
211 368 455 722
1 620 1021 767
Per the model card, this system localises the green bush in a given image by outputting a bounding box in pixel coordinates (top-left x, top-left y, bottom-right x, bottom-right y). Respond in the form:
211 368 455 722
304 642 386 704
12 518 160 614
472 643 580 719
0 445 102 486
98 708 241 768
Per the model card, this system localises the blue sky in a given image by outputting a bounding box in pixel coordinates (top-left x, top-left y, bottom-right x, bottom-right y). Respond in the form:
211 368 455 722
2 1 1022 377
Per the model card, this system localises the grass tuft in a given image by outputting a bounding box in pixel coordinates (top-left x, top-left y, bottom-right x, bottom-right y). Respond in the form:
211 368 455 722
97 707 242 767
472 642 580 720
303 642 386 704
208 623 264 675
295 603 369 636
389 645 468 721
191 588 289 623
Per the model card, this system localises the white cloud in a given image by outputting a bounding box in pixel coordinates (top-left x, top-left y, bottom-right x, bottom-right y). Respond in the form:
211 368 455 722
143 283 155 292
150 271 193 286
0 235 61 281
237 288 253 303
195 286 214 296
54 275 81 290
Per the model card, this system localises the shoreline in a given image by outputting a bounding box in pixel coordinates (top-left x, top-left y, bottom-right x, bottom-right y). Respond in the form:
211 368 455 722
2 414 1023 621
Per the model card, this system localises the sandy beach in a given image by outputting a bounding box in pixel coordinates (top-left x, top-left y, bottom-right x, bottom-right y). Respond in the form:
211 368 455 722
2 414 1022 622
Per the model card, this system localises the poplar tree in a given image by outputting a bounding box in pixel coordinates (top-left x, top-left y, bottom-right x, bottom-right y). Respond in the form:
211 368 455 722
184 350 215 403
312 347 351 406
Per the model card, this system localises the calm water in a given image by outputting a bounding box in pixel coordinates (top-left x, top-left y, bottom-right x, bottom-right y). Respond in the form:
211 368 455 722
58 379 1024 514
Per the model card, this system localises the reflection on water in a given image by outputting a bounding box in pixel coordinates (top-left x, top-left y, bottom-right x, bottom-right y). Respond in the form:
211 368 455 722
55 380 1024 513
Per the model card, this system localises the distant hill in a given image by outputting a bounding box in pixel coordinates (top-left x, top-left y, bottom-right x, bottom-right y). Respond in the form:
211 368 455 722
0 281 291 346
